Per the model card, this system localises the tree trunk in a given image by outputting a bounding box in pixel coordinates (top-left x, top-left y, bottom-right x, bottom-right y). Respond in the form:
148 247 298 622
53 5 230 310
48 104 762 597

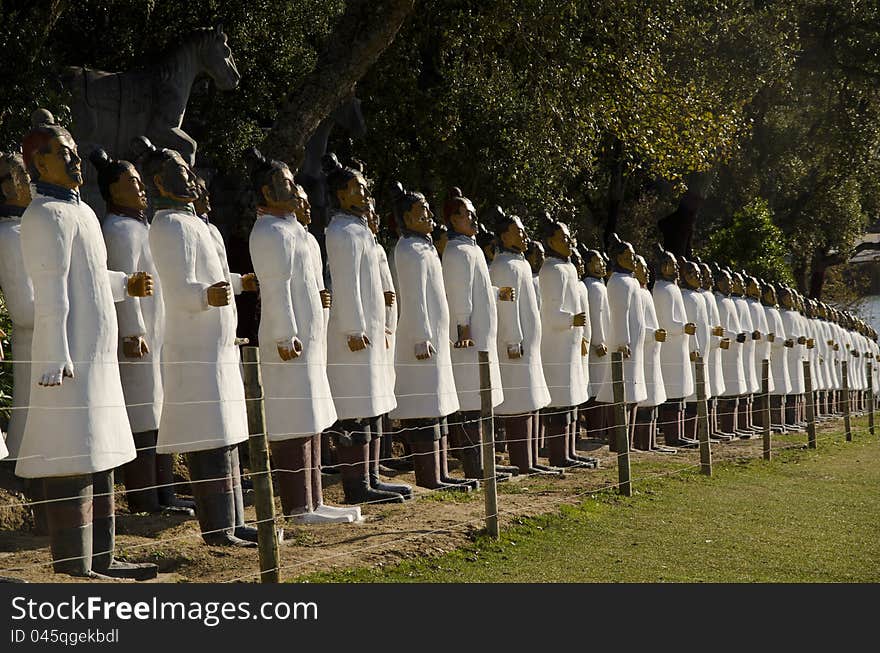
262 0 415 168
808 247 845 299
657 188 703 258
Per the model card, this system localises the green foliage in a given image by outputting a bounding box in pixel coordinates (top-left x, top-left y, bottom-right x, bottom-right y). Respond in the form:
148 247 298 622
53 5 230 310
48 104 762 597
700 198 793 284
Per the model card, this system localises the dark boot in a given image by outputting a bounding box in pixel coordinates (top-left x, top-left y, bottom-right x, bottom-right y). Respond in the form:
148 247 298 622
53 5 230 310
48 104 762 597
91 470 158 580
568 407 599 466
271 438 311 517
156 449 196 515
455 416 513 482
187 448 255 547
25 478 49 536
718 397 738 437
123 430 161 514
546 408 585 468
229 446 258 543
369 432 413 498
633 408 652 451
336 422 404 505
404 420 470 491
309 434 361 521
438 433 479 489
44 475 98 577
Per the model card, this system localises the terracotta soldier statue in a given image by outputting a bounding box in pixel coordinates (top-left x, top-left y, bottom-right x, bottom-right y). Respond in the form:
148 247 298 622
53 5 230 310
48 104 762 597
0 153 34 469
526 239 544 308
441 187 513 480
538 214 592 467
90 148 193 516
476 222 497 265
580 247 611 442
17 110 157 579
698 262 727 439
322 154 406 503
388 182 475 490
762 283 792 431
713 268 747 437
633 255 671 451
731 272 760 434
745 275 773 429
597 234 647 448
651 245 697 447
133 136 254 546
569 245 597 461
779 286 807 429
489 209 552 474
680 260 709 441
245 148 361 523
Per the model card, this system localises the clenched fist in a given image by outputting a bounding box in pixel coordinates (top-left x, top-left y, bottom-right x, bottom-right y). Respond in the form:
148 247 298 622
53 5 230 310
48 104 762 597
594 343 608 357
415 340 436 360
207 281 232 307
454 324 475 349
277 336 303 361
347 334 371 352
241 273 259 292
123 335 150 359
320 289 333 309
655 328 667 343
720 338 731 350
712 325 724 337
684 322 697 336
127 271 154 297
39 361 74 387
507 343 523 359
498 286 516 302
572 312 587 327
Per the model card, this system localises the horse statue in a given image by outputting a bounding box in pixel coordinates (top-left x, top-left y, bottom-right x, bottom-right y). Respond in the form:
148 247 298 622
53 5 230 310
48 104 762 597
61 24 240 212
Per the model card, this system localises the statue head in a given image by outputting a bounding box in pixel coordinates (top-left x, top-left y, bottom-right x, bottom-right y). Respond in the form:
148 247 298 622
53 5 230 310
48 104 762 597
607 233 635 272
489 206 527 254
526 239 545 274
652 243 678 282
745 275 761 300
322 152 371 216
243 146 301 217
22 109 82 189
390 181 433 236
432 222 449 255
730 272 744 296
0 152 31 208
699 262 713 291
583 247 606 279
762 282 777 307
198 25 241 91
476 223 496 263
538 211 573 258
443 187 478 237
715 268 732 295
634 254 649 287
131 136 199 204
681 260 702 290
89 148 146 212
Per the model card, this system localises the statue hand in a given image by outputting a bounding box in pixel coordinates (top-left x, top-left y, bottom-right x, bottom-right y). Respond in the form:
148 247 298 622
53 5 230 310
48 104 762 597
347 334 371 352
38 361 75 387
127 271 154 297
207 281 232 307
123 335 150 359
807 338 815 349
277 337 303 361
320 289 332 309
834 343 840 351
454 324 475 349
415 340 436 360
384 291 395 307
797 335 807 345
498 286 516 302
752 330 761 340
736 332 747 343
684 322 697 335
655 328 667 343
618 344 631 359
581 338 589 356
572 312 587 327
689 350 699 362
767 332 776 343
712 325 724 337
241 273 259 293
720 338 730 350
785 339 795 348
507 343 523 359
594 343 608 357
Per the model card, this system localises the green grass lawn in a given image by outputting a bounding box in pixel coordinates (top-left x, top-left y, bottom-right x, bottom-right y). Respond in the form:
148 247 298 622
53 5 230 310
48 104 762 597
301 424 880 583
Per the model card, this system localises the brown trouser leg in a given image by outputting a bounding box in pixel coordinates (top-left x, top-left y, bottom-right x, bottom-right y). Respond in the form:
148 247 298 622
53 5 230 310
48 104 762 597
44 474 93 576
271 438 311 517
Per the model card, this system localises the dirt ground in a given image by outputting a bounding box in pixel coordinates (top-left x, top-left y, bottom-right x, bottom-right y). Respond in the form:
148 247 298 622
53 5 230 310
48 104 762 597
0 418 846 583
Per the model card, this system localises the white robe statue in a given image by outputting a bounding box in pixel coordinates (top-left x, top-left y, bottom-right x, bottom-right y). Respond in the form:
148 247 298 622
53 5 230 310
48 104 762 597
102 213 164 433
652 279 694 400
640 287 666 408
715 292 746 396
701 289 726 398
390 234 459 420
781 308 805 394
747 298 774 393
17 192 136 477
375 240 398 410
0 212 34 459
681 287 709 401
250 214 337 440
489 250 550 414
539 257 589 408
584 275 610 399
734 296 759 394
597 271 646 404
442 233 503 411
765 305 791 396
149 208 248 454
325 210 396 420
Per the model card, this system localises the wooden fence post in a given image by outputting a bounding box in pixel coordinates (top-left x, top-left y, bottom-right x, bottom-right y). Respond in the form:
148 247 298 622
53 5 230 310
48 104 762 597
478 351 499 539
803 360 817 450
867 361 875 437
761 359 772 461
611 352 632 496
694 354 712 475
242 347 281 583
842 359 852 442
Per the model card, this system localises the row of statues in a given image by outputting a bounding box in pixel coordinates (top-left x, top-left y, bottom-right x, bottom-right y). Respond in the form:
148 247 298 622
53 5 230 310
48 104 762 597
0 109 877 580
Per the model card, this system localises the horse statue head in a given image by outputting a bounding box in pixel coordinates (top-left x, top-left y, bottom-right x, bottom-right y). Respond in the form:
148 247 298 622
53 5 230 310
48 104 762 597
196 24 240 91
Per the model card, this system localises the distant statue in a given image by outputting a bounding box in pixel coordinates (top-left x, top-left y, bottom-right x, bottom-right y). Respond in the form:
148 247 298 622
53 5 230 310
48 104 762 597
62 25 240 211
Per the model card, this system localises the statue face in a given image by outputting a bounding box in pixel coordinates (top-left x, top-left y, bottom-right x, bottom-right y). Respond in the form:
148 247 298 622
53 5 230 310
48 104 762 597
34 132 82 189
109 164 147 210
403 197 434 236
547 223 573 257
500 216 527 253
260 164 297 212
194 177 211 215
450 198 478 237
716 271 731 294
746 277 761 299
683 263 701 289
731 274 744 296
337 172 371 215
0 158 31 207
615 243 636 272
762 285 776 306
156 152 199 203
634 257 648 286
586 252 605 278
527 243 545 273
293 184 311 225
700 265 712 290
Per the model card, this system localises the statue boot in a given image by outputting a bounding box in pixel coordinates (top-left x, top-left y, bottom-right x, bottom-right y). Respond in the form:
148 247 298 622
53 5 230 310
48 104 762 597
369 433 413 499
156 451 196 515
91 470 158 580
309 434 361 521
123 430 161 514
229 446 259 543
186 448 255 547
404 420 470 492
717 397 738 438
454 415 514 482
438 433 479 489
336 431 405 505
568 409 599 465
44 475 111 579
545 408 586 468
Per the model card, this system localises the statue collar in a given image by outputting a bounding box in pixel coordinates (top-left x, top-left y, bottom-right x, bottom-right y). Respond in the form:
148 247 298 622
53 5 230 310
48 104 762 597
0 204 25 218
400 227 434 245
331 209 368 228
153 196 196 216
545 249 570 262
34 181 79 204
449 231 476 243
499 245 525 257
107 203 146 223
